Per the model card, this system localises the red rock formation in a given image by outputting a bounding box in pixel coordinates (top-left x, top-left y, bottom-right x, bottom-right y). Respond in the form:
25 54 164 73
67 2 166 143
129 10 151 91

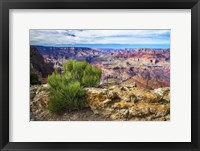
33 46 170 89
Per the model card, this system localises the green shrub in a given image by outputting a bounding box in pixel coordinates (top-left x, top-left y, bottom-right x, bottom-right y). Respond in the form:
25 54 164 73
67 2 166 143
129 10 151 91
47 59 101 112
82 64 102 87
30 73 41 85
62 59 101 87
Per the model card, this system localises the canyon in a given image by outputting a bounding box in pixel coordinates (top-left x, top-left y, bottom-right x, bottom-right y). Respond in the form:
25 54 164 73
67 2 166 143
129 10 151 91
34 46 170 89
30 46 170 121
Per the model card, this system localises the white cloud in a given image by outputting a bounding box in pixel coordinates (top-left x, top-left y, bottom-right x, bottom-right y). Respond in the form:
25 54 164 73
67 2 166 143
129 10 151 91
30 29 170 45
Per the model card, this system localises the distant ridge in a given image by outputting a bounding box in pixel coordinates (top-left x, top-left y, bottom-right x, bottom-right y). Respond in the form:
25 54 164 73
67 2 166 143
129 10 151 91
31 44 170 49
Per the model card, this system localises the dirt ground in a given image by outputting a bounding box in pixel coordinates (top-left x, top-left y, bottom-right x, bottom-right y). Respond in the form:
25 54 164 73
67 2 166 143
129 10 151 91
30 107 112 121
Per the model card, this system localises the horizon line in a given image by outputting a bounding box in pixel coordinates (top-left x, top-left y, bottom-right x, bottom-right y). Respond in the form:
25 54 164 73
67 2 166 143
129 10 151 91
30 44 170 49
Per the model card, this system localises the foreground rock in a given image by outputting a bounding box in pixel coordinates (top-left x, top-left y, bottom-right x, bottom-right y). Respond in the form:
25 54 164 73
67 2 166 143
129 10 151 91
85 84 170 121
30 84 111 121
30 84 170 121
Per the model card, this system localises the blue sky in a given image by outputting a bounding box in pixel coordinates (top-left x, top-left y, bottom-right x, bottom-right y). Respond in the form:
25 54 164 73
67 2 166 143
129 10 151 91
30 29 170 48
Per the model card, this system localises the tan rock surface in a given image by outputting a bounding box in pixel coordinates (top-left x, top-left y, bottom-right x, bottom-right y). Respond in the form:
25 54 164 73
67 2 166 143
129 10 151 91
30 84 170 121
85 84 170 121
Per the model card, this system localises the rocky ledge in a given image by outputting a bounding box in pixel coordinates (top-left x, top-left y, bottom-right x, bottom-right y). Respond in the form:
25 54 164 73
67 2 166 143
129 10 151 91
30 84 170 121
86 84 170 121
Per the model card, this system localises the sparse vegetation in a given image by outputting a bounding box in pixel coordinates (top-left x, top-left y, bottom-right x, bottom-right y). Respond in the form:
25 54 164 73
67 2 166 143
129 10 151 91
30 73 41 85
47 59 101 113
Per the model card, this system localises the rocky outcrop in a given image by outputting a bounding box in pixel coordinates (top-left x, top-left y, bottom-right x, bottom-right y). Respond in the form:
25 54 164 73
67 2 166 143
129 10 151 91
30 84 170 121
85 84 170 121
30 84 111 121
30 84 49 120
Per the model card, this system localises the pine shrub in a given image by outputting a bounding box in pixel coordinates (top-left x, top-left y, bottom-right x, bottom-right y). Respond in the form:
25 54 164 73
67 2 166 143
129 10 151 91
47 59 101 112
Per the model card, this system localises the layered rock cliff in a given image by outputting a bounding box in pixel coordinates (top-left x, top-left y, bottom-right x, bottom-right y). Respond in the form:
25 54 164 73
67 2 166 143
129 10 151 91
30 46 54 83
34 46 170 89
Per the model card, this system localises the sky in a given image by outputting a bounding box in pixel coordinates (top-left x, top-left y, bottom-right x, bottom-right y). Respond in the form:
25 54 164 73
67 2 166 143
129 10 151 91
30 29 170 48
